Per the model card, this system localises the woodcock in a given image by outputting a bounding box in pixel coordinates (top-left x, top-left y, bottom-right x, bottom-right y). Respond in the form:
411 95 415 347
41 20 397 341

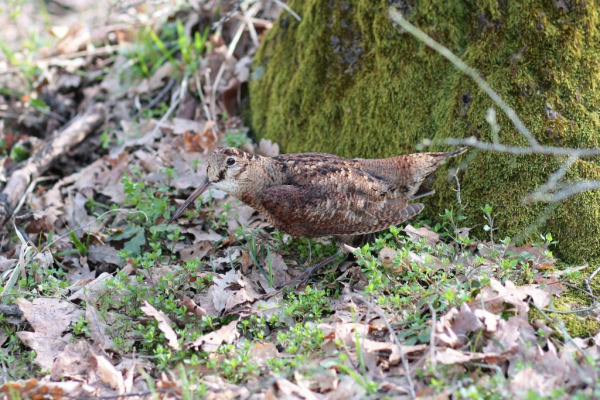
168 147 466 237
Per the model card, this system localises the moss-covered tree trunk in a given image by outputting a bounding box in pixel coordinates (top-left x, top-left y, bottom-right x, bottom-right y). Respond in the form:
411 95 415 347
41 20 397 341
249 0 600 263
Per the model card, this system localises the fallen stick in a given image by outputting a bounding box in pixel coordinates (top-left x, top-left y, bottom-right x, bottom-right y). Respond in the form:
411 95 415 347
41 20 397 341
0 104 107 227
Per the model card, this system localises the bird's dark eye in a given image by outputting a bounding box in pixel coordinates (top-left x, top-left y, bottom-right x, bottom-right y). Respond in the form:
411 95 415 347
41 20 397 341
226 157 236 166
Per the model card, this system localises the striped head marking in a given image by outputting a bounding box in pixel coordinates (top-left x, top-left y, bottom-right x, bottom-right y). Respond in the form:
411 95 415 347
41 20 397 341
207 147 254 193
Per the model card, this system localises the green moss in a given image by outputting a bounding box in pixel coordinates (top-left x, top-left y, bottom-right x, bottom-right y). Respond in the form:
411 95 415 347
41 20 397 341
553 300 600 338
552 263 600 338
249 0 600 262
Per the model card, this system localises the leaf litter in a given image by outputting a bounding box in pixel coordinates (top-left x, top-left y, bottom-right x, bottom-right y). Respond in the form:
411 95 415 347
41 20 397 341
0 1 599 399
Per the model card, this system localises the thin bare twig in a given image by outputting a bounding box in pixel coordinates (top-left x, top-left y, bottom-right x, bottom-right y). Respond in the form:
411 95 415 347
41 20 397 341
11 176 58 223
41 208 148 253
531 301 595 381
589 264 600 281
0 104 107 227
562 282 597 301
211 0 242 30
583 264 600 297
354 295 417 400
271 0 302 22
533 180 600 203
444 137 600 158
389 7 600 205
34 106 68 123
535 302 599 315
428 303 437 368
133 77 176 119
195 71 213 121
388 8 539 149
148 76 187 139
451 167 462 211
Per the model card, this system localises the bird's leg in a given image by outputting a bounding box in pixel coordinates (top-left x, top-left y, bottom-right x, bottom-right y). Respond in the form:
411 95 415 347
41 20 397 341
260 250 344 299
283 250 344 288
261 236 363 299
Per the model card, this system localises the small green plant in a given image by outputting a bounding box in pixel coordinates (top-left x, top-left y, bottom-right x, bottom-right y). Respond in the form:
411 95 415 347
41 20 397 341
127 21 209 80
171 365 208 399
72 315 91 337
438 208 468 242
223 129 251 148
283 286 331 322
0 30 47 95
99 130 115 149
482 203 497 244
164 166 176 186
9 143 29 162
191 157 202 172
0 324 38 380
205 341 259 383
243 233 276 287
276 322 324 354
176 21 210 74
325 352 379 395
122 173 170 225
68 230 91 257
239 315 270 340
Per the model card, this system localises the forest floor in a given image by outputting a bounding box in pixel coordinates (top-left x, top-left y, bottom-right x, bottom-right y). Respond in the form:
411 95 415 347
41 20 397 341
0 1 599 399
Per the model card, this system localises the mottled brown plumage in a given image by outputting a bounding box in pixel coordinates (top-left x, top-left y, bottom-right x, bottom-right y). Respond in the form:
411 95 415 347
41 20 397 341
169 147 466 236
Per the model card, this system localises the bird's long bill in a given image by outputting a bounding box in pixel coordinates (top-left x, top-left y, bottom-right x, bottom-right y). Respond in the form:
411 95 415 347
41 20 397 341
167 177 211 224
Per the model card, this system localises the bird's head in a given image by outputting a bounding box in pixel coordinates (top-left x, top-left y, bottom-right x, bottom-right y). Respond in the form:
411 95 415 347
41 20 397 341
168 147 254 223
207 147 253 192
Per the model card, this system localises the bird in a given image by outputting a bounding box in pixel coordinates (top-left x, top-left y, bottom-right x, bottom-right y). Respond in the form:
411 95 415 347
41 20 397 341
168 146 466 237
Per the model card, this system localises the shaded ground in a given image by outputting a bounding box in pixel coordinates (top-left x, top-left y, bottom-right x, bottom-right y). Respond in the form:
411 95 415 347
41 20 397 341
0 1 599 399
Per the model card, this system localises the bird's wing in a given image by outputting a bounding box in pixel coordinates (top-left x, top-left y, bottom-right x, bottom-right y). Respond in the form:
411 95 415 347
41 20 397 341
276 155 394 199
259 185 423 237
356 149 465 198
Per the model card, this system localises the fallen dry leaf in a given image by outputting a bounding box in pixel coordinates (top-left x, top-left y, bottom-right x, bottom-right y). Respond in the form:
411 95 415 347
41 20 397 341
475 278 550 316
189 320 240 352
17 297 81 337
435 303 499 347
87 244 123 268
263 252 289 288
179 240 212 261
90 353 125 392
404 225 440 247
222 77 241 116
510 367 552 396
249 342 279 367
275 378 319 400
323 375 367 400
534 274 566 296
51 340 91 380
378 247 397 267
183 121 218 152
434 347 509 364
240 250 253 273
181 296 207 318
140 300 180 350
16 297 83 369
17 331 69 371
257 138 279 157
0 255 16 272
0 379 87 399
180 227 223 243
484 314 536 357
209 269 261 314
86 304 115 350
296 368 339 393
68 272 113 303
